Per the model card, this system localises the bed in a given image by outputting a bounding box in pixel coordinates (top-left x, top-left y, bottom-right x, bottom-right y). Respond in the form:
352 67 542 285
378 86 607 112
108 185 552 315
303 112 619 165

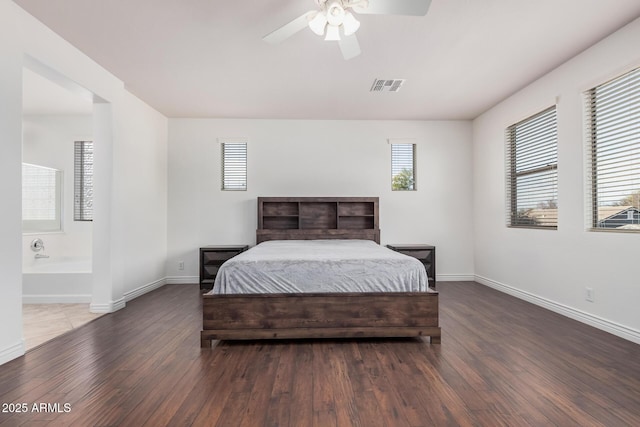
201 197 441 346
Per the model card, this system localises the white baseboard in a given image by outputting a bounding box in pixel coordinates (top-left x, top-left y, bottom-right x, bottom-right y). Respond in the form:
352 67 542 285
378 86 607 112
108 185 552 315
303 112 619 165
475 275 640 345
124 278 166 302
23 278 167 309
23 294 92 304
112 297 126 311
0 340 25 365
166 276 198 285
90 297 125 314
437 274 475 282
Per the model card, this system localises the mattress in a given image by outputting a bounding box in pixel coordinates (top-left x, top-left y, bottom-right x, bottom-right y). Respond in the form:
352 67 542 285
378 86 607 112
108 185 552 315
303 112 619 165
209 239 429 294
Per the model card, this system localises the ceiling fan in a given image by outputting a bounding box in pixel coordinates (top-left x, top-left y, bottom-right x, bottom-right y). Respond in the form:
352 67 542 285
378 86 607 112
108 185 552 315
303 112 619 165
263 0 432 60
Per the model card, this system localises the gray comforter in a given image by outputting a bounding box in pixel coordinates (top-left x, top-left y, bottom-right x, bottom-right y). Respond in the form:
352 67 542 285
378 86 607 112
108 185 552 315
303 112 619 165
209 239 429 294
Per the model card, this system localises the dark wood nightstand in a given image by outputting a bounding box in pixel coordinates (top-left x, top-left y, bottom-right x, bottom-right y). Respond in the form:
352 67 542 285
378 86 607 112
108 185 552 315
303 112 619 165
199 245 248 291
386 244 436 289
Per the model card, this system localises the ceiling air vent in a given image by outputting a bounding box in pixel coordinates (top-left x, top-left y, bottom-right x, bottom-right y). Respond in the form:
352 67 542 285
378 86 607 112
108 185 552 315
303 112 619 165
370 79 405 92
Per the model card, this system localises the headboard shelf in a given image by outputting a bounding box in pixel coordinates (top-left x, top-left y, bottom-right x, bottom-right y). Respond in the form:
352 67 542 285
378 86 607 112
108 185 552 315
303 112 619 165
257 197 380 243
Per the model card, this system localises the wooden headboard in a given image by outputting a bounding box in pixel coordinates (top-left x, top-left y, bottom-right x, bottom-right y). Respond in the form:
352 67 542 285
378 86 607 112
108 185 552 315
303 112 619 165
256 197 380 244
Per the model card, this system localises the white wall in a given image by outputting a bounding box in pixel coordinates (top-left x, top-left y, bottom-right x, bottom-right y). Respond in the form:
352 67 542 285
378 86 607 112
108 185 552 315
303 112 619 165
167 119 474 282
22 114 93 266
0 0 26 365
0 1 168 365
472 17 640 343
113 91 168 299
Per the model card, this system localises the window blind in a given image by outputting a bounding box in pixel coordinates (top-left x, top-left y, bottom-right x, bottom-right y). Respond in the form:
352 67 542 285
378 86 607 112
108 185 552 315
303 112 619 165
221 140 247 191
74 141 94 221
506 106 558 228
391 143 416 191
586 67 640 231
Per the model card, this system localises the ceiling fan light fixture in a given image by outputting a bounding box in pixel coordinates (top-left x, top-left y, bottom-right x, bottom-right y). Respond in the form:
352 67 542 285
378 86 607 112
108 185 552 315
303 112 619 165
308 12 328 36
263 0 432 59
324 24 341 41
342 11 360 36
326 1 346 26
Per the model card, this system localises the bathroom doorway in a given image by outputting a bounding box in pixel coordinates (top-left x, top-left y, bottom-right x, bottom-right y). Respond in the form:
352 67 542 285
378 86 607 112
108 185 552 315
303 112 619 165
21 66 100 350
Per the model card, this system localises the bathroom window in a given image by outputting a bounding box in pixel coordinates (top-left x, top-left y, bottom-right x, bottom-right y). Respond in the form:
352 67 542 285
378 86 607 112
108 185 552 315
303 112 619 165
74 141 93 221
22 163 63 233
221 138 247 191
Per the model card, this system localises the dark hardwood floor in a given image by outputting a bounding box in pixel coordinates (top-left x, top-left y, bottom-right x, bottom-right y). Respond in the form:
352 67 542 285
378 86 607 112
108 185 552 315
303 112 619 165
1 282 639 426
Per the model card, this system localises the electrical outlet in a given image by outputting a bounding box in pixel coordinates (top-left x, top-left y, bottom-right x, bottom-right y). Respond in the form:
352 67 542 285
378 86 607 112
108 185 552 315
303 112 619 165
585 287 595 302
178 261 185 271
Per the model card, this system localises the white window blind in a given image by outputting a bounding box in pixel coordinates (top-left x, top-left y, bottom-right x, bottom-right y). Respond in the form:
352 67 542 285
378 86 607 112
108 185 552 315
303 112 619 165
506 106 558 228
22 163 62 232
391 143 416 191
74 141 93 221
586 67 640 231
221 139 247 191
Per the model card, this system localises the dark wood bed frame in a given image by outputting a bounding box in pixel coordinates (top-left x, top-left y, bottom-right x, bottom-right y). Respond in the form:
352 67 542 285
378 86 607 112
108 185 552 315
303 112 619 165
201 197 441 346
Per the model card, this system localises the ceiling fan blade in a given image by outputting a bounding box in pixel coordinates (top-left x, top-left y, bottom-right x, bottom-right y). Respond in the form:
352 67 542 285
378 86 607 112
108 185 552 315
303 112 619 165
263 12 313 44
338 33 361 60
353 0 431 16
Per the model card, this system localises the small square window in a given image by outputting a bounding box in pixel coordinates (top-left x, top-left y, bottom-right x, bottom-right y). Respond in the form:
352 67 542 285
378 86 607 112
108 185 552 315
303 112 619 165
22 163 63 232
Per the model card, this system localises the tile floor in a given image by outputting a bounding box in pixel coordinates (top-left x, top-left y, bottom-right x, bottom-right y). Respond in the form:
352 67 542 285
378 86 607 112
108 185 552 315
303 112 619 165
22 304 104 350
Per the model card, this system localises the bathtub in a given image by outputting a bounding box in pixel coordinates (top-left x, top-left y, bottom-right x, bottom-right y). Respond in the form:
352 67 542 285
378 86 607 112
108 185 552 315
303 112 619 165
23 256 93 303
24 256 92 273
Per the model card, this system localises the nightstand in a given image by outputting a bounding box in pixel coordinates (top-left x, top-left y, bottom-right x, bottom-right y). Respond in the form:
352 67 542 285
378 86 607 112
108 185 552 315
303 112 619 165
199 245 249 291
386 244 436 289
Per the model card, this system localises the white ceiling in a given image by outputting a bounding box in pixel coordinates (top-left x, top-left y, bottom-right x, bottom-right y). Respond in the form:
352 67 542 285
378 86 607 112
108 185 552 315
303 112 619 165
15 0 640 120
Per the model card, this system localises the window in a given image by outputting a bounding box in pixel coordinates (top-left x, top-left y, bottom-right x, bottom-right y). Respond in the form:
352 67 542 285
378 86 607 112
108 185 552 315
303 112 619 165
22 163 62 233
74 141 93 221
391 142 416 191
586 67 640 231
506 106 558 228
220 138 247 191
